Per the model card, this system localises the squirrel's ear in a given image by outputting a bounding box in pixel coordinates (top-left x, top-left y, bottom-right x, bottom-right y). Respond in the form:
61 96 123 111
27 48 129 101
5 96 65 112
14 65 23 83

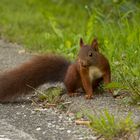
91 38 99 52
80 38 84 48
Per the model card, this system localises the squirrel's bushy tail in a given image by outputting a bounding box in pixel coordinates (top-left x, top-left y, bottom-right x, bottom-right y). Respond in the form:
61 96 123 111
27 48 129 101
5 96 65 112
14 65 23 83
0 54 70 102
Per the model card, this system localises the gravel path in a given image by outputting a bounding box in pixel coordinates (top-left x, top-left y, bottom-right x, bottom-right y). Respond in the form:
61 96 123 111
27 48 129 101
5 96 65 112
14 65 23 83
0 40 140 140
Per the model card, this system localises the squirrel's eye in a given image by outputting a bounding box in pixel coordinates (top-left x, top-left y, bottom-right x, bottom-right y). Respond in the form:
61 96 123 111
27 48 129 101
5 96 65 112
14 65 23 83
88 52 92 57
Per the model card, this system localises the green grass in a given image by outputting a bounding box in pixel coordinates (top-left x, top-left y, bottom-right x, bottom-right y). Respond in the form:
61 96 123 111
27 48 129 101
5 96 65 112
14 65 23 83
37 87 63 104
86 110 137 139
0 0 140 103
31 87 65 109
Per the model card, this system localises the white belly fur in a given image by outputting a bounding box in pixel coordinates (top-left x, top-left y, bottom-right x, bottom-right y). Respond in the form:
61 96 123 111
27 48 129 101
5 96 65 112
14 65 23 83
89 66 103 82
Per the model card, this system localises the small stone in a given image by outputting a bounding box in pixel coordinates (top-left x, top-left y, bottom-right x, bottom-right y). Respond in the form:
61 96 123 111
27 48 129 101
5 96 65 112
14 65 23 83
16 112 20 115
68 118 73 122
52 121 56 124
21 105 25 108
18 49 26 54
36 127 41 131
42 131 46 135
59 115 63 119
31 111 35 114
67 130 71 133
48 122 51 125
51 124 55 128
47 123 52 128
78 137 84 140
59 127 65 131
0 135 5 138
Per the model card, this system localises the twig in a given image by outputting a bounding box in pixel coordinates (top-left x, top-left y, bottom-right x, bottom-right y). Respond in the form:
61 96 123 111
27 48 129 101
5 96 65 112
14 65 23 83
75 120 90 125
61 101 72 105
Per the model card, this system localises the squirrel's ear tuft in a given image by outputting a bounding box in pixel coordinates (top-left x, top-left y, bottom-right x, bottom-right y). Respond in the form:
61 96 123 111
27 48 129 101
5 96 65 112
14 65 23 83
80 38 84 48
91 38 99 52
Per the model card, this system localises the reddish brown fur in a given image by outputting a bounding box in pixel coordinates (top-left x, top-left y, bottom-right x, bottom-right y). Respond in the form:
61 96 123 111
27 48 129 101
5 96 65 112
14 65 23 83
64 62 82 97
64 38 112 99
0 54 70 102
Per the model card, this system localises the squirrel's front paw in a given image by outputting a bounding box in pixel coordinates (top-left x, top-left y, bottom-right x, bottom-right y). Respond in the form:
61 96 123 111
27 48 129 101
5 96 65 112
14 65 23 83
85 94 93 99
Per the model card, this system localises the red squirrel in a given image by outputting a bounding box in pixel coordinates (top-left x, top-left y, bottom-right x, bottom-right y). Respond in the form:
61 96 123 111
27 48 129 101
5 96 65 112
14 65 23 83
64 38 112 99
0 38 112 102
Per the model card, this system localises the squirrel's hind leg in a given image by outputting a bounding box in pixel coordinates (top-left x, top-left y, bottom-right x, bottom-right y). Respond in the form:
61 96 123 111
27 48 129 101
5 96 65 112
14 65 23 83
64 64 81 97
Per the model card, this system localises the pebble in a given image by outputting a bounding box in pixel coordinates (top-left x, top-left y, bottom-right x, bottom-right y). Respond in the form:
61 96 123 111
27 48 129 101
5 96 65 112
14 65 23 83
67 130 71 133
21 105 25 108
18 49 26 54
16 112 20 115
31 111 35 114
59 127 65 131
36 127 41 131
78 137 84 140
58 115 63 119
0 135 5 138
42 131 46 135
